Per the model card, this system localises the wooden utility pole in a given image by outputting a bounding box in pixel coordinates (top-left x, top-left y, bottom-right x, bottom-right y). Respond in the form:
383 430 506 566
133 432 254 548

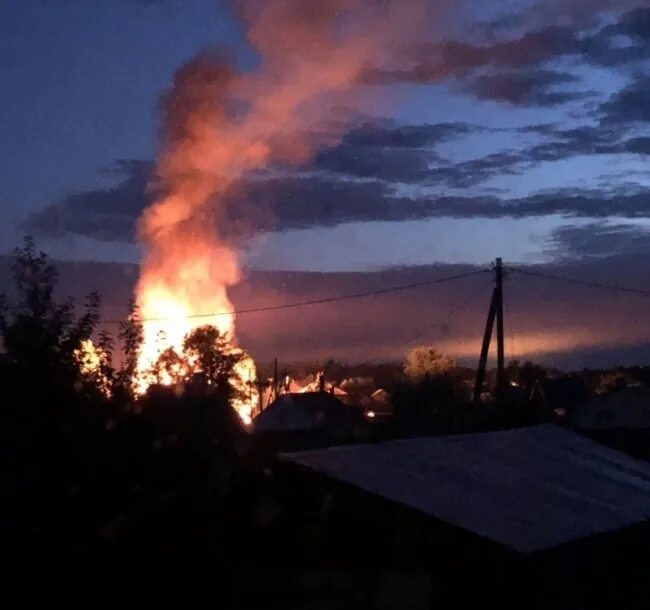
473 258 506 404
495 257 506 396
273 357 279 402
473 288 497 404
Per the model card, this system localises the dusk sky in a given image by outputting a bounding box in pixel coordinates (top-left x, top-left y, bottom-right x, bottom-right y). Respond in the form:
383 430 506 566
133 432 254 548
1 0 649 272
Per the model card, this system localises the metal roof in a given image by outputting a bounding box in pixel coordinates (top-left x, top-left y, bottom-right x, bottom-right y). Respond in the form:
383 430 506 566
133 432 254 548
282 425 650 554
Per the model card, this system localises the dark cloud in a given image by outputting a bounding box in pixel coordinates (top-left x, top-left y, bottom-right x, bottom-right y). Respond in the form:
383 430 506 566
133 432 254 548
419 189 650 219
336 121 475 148
361 26 579 86
507 190 650 219
27 160 152 243
314 147 433 182
618 6 650 42
548 222 650 260
516 120 650 163
464 69 588 107
587 7 650 66
364 7 650 112
25 115 650 244
28 155 650 244
524 125 622 161
222 175 424 232
600 75 650 125
622 136 650 154
427 152 526 188
311 121 476 182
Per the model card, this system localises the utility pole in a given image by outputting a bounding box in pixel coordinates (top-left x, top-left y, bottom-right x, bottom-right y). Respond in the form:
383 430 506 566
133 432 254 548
473 288 497 404
473 258 506 404
495 257 506 397
273 357 279 402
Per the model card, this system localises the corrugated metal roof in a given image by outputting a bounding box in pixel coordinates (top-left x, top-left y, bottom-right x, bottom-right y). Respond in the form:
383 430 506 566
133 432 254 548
282 425 650 554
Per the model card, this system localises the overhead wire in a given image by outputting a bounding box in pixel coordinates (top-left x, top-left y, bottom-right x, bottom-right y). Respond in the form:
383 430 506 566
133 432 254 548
98 267 491 325
508 266 650 298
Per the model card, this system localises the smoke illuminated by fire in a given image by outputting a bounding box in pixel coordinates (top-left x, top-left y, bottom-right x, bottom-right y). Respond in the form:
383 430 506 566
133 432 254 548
133 1 431 420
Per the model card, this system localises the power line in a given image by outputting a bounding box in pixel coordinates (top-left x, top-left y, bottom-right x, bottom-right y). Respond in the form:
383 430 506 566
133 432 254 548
508 266 650 298
99 268 491 325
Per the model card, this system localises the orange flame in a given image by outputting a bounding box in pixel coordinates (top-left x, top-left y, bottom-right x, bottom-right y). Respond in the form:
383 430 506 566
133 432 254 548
75 339 112 397
134 1 431 419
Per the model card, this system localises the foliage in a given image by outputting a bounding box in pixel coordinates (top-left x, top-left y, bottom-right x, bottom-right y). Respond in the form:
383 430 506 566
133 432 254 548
182 325 240 388
404 346 455 379
144 325 243 403
0 237 103 401
114 298 144 401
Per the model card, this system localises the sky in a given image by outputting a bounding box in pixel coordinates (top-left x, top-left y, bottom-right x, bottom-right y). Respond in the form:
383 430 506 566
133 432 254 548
1 0 649 273
0 0 650 270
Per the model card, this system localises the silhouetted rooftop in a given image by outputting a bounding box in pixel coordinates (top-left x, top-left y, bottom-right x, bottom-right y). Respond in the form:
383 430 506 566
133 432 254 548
283 425 650 554
253 391 350 433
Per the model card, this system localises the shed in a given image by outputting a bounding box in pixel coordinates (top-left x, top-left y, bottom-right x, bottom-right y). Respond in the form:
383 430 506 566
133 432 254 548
278 425 650 608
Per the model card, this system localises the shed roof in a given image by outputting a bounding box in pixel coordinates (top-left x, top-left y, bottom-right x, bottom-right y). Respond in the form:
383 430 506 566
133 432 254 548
282 425 650 554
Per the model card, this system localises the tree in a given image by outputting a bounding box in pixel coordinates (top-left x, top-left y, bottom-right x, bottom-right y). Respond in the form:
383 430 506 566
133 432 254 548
145 325 243 401
144 325 245 448
404 346 455 380
0 237 104 402
149 346 187 387
182 325 241 390
115 299 143 402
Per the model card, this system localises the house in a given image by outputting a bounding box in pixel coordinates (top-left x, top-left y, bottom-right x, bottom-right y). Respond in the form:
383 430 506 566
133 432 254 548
259 376 305 411
570 385 650 460
571 385 650 431
298 378 348 399
278 425 650 608
252 391 370 450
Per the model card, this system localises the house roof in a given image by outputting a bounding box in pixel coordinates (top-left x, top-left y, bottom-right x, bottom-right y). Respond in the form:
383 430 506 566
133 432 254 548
253 392 349 433
299 381 347 396
281 425 650 554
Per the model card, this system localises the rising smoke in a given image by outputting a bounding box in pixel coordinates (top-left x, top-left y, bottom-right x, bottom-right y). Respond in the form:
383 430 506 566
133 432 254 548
135 0 433 381
134 0 640 378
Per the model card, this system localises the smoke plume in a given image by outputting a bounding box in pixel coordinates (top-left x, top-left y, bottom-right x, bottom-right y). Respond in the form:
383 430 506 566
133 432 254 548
135 0 432 376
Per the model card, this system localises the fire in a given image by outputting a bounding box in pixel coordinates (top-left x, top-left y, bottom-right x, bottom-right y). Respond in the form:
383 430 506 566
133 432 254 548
231 352 259 426
132 1 431 421
134 285 260 422
74 339 112 397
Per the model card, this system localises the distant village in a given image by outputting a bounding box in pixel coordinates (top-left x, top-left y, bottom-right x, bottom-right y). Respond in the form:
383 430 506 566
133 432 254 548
249 356 650 462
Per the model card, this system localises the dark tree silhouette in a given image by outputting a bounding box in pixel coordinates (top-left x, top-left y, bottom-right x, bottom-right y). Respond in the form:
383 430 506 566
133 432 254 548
182 325 241 388
113 298 143 404
0 237 104 404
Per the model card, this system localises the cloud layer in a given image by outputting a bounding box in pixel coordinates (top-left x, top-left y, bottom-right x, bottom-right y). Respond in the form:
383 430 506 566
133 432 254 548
25 5 650 264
